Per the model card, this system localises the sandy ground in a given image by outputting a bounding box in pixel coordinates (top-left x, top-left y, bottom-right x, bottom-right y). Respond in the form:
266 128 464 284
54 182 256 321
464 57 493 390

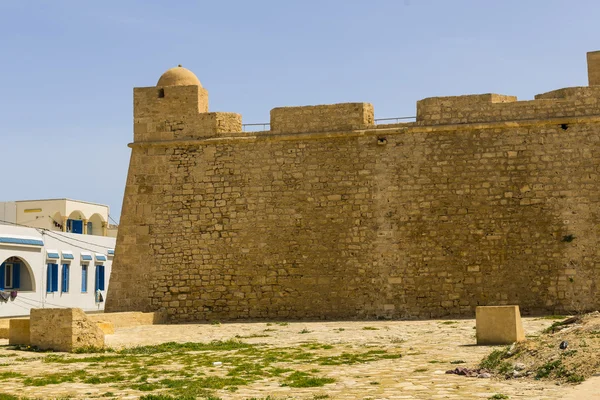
0 317 599 399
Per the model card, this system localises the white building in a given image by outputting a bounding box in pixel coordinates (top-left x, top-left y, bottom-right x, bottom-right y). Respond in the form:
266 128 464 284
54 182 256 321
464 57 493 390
0 223 115 318
0 198 117 237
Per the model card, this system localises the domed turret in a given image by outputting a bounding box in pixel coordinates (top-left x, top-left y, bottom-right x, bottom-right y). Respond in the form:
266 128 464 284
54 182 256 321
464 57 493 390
157 65 201 87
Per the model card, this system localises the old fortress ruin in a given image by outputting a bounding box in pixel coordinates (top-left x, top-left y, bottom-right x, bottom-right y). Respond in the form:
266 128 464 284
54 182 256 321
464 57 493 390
106 51 600 322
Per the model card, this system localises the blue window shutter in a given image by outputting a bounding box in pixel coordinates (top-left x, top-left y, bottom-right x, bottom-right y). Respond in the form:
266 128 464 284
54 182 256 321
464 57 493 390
46 264 52 292
52 264 58 292
0 263 5 290
62 264 68 293
13 263 20 289
95 265 99 292
81 266 87 292
99 265 105 290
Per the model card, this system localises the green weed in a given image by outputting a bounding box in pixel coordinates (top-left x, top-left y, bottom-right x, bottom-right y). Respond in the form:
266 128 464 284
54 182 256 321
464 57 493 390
282 371 335 388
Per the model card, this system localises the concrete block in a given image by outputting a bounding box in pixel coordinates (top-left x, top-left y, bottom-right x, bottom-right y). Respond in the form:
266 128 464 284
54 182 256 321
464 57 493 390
8 319 30 345
30 308 104 352
476 305 525 345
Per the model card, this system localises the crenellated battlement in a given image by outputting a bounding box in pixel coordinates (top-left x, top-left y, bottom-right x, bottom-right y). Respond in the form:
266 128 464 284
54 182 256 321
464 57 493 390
416 86 600 126
134 51 600 143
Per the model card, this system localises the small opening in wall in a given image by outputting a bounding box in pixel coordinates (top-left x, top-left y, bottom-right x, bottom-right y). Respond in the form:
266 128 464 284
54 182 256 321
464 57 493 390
377 137 387 145
158 88 165 98
561 123 569 131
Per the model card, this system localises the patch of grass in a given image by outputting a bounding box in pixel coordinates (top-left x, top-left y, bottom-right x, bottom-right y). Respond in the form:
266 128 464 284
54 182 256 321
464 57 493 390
543 321 566 334
210 320 221 325
535 360 563 379
334 328 345 332
0 394 23 400
488 395 509 400
450 360 466 364
439 321 458 325
101 393 115 398
84 373 126 384
43 353 132 364
413 368 428 372
276 322 289 326
72 346 114 354
300 343 334 350
23 369 87 386
428 360 442 364
119 340 252 355
480 347 510 370
282 371 335 388
497 361 513 374
316 350 401 365
540 315 566 320
269 367 293 377
369 381 380 385
0 372 24 380
234 334 270 339
362 327 379 331
567 374 585 383
299 329 311 334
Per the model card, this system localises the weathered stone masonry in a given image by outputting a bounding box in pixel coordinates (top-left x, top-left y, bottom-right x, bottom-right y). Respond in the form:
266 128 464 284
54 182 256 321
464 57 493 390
106 52 600 321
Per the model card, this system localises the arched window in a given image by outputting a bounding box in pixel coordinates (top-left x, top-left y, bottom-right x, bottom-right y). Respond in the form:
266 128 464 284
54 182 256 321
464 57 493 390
0 256 35 291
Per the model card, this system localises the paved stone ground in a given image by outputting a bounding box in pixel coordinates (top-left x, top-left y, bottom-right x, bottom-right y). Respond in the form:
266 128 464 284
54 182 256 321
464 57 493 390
0 317 598 399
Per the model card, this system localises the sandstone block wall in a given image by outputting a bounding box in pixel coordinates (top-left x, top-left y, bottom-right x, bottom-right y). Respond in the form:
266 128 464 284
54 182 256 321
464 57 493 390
417 87 600 125
106 52 600 322
270 103 374 134
30 308 104 352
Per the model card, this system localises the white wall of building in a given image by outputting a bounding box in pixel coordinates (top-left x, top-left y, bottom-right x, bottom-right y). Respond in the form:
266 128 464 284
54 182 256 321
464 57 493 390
0 224 115 318
0 202 17 224
0 198 113 237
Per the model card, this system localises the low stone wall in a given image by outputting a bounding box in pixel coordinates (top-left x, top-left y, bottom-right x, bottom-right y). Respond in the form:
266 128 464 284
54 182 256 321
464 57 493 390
88 311 167 328
30 308 104 352
8 319 30 345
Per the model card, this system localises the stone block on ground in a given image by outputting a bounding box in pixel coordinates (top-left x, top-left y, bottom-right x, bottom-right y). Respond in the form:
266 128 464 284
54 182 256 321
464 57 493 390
8 319 30 345
0 321 8 339
476 305 525 345
30 308 105 352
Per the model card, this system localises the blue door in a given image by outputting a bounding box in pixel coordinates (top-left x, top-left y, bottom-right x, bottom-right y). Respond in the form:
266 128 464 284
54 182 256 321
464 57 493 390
71 220 83 234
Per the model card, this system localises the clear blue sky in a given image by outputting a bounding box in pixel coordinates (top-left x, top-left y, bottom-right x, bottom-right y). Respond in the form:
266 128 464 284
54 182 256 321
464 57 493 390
1 0 598 222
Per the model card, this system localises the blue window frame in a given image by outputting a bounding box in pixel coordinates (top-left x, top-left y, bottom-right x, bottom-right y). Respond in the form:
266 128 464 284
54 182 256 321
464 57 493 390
46 263 59 293
61 264 70 293
0 262 21 290
95 265 105 291
67 219 84 234
81 265 88 292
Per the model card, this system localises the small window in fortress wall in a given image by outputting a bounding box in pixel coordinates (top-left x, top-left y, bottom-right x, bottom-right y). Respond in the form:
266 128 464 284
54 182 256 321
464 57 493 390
158 89 165 98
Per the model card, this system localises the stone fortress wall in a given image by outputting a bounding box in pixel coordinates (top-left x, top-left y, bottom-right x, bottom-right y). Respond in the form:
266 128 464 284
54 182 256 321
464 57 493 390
106 51 600 322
